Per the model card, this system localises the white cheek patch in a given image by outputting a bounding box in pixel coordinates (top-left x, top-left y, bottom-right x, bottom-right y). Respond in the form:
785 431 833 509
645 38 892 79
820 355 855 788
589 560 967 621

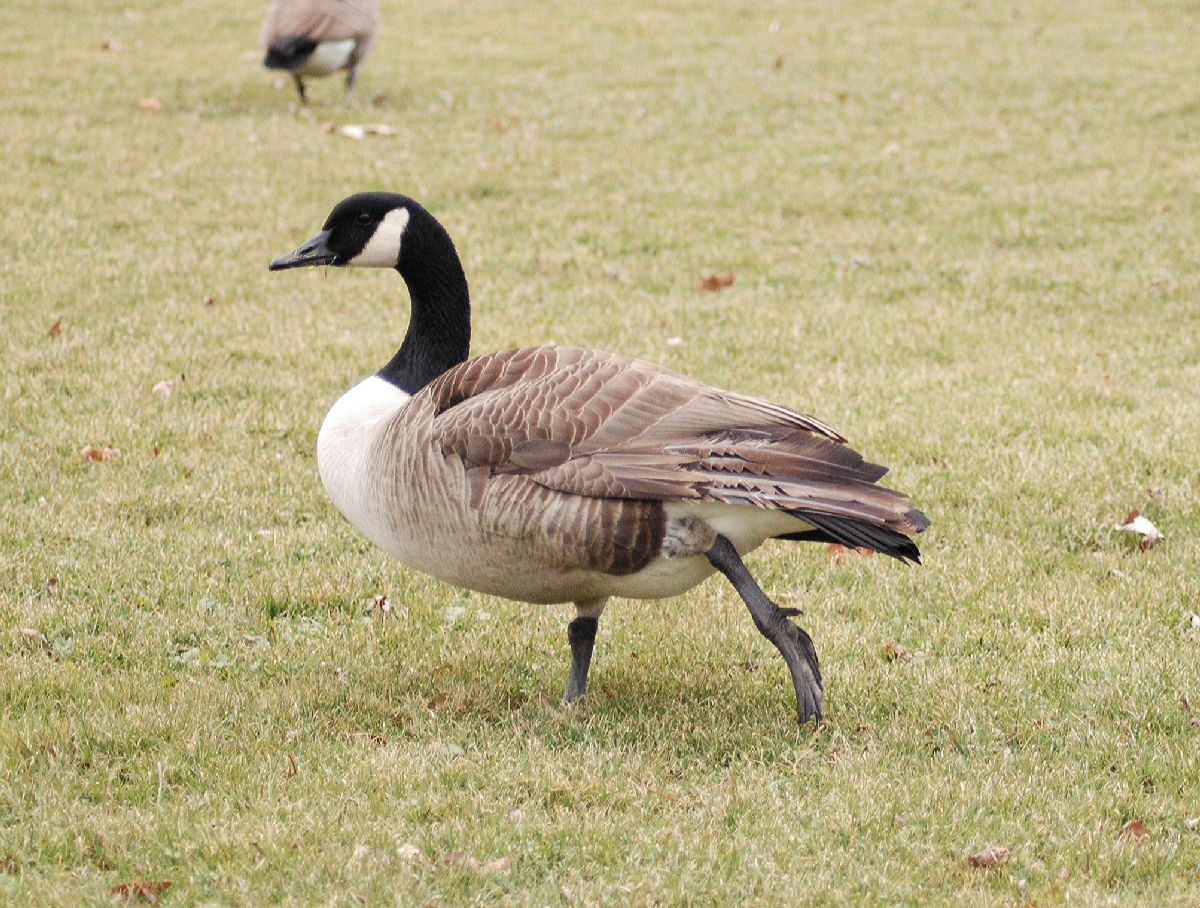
350 207 410 267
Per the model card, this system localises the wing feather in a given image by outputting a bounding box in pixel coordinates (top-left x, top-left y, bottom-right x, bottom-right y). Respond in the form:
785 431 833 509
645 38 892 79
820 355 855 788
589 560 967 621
423 345 927 539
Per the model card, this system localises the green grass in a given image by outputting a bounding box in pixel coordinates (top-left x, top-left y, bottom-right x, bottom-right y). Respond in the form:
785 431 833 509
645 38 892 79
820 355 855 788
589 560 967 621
3 0 1200 903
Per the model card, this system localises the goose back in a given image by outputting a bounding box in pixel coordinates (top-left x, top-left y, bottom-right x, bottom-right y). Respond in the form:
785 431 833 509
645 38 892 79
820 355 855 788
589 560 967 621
261 0 379 61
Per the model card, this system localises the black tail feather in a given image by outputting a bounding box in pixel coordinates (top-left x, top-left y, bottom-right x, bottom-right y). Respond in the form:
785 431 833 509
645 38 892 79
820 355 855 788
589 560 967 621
778 510 923 564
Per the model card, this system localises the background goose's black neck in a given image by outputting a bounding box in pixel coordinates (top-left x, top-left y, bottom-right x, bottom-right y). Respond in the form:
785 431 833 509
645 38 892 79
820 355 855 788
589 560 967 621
377 212 471 394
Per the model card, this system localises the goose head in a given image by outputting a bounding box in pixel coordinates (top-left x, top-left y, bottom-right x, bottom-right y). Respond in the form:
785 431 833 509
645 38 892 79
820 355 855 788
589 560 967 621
269 191 472 393
269 192 423 271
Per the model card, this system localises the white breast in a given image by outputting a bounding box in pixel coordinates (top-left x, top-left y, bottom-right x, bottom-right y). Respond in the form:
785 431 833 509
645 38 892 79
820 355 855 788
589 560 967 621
296 39 356 76
316 375 411 548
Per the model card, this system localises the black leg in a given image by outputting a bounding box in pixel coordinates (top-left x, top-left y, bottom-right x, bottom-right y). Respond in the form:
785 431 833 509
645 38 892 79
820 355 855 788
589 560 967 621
292 73 307 104
706 534 824 723
564 616 598 703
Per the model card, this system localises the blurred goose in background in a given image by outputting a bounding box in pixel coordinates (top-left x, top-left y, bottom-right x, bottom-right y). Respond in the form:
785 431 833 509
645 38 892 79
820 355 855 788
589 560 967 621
261 0 379 104
269 192 930 725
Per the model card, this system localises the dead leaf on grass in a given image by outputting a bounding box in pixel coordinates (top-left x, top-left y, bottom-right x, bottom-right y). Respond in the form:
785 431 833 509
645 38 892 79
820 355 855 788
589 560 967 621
441 850 473 868
48 318 63 338
100 39 122 51
338 123 396 140
481 856 516 873
426 692 449 710
349 731 387 746
967 845 1010 868
442 851 515 873
366 594 394 618
826 543 875 564
17 627 48 653
151 379 177 398
110 880 172 902
1119 819 1150 842
396 842 423 863
80 445 119 462
284 752 297 779
882 642 907 662
1115 509 1163 550
137 97 162 112
1185 818 1199 832
1180 696 1200 727
698 272 735 291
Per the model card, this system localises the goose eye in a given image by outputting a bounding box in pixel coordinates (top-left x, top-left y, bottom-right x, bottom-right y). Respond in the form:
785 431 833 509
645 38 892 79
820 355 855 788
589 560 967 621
356 212 372 225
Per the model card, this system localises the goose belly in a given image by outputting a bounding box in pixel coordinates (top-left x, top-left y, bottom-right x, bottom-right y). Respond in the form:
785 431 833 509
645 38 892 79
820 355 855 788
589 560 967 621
392 500 797 604
365 528 720 605
320 450 721 604
329 487 804 606
296 39 356 75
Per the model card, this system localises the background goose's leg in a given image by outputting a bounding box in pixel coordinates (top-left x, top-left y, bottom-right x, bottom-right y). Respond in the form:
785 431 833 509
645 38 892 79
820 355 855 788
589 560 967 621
706 535 824 723
291 73 307 104
343 67 358 107
564 597 607 703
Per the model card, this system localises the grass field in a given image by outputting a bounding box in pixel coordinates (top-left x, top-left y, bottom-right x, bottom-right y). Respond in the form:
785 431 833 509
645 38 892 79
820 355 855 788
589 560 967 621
3 0 1200 903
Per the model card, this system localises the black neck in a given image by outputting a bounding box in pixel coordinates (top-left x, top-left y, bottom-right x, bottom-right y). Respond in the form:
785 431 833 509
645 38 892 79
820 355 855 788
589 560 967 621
377 232 471 394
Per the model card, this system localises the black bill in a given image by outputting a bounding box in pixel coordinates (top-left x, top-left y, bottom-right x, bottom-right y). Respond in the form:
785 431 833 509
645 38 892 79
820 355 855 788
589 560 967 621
269 230 337 271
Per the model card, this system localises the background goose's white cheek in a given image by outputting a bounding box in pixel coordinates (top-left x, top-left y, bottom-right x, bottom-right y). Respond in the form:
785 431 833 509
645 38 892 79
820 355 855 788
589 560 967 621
349 208 410 267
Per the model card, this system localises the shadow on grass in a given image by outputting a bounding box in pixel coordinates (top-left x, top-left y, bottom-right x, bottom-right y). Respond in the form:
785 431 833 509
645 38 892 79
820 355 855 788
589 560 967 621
170 81 413 121
299 644 828 765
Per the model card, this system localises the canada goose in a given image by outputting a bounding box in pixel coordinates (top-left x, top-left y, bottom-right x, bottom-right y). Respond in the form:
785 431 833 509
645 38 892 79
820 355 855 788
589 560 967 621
260 0 379 104
269 193 930 724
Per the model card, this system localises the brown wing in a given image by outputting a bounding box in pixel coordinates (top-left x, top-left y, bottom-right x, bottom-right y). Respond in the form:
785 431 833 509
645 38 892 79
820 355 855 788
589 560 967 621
424 345 926 542
261 0 379 47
